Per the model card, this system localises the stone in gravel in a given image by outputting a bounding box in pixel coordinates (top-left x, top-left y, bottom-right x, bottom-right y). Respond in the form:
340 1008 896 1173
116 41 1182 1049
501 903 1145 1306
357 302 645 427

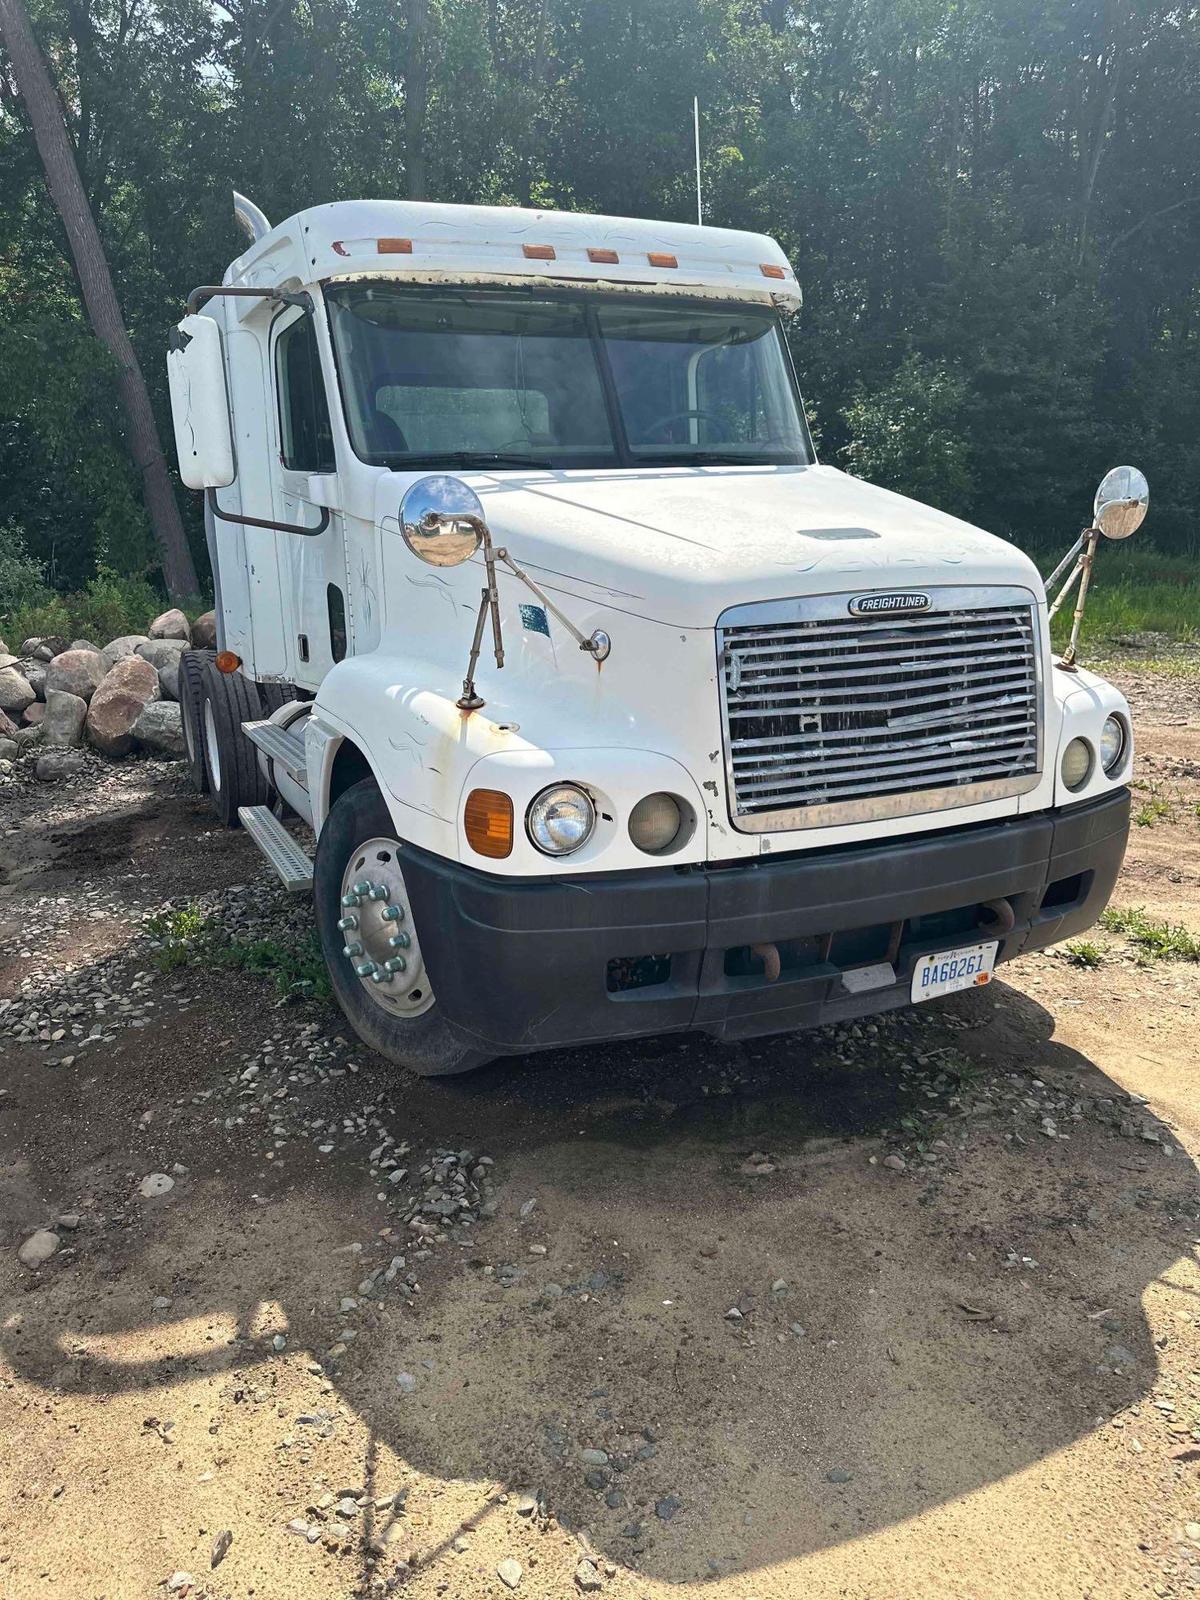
655 1495 682 1521
166 1573 194 1593
210 1528 232 1567
136 637 188 672
396 1372 417 1393
56 1212 80 1230
0 666 35 714
133 700 185 757
18 1228 59 1268
825 1467 853 1483
515 1493 538 1516
35 749 84 782
575 1559 603 1591
192 611 217 649
100 634 150 672
882 1154 906 1172
86 654 160 757
45 648 105 702
139 1172 175 1198
585 1469 609 1491
497 1557 523 1589
0 737 17 760
41 689 87 748
148 607 191 641
580 1448 608 1465
287 1518 310 1537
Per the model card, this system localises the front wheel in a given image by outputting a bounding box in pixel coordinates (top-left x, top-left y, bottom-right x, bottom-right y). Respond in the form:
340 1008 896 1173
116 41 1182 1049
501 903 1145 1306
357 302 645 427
313 778 488 1077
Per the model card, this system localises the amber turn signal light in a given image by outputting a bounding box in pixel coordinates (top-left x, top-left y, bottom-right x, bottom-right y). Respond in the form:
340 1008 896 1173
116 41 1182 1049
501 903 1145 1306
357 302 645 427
522 243 556 260
215 650 241 673
377 237 413 254
647 251 678 268
464 788 514 859
760 263 786 279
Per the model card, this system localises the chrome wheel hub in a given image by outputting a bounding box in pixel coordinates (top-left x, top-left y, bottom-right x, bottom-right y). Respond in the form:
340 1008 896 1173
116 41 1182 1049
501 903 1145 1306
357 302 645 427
338 837 434 1017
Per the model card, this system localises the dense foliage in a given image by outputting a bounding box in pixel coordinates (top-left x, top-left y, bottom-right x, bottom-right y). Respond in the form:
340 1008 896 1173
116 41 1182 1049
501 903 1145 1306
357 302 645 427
1 0 1198 606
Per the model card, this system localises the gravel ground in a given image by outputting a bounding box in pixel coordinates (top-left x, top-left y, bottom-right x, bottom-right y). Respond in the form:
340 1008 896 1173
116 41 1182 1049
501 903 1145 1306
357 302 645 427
1 668 1199 1600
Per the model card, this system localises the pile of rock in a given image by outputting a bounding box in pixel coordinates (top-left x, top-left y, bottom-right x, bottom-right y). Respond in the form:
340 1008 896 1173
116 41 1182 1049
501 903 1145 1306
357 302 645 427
0 607 216 780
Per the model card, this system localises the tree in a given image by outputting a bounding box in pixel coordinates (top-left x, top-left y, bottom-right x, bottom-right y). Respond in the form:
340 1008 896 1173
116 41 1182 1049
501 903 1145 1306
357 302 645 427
0 0 199 600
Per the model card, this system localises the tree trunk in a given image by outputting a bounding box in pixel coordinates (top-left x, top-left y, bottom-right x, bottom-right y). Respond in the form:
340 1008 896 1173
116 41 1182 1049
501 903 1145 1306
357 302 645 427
0 0 200 601
405 0 428 201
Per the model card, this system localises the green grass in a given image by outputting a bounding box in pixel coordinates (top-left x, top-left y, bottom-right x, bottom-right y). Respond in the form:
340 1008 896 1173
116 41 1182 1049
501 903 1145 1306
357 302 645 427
1099 905 1200 962
1063 938 1104 968
145 906 332 1000
1032 544 1200 653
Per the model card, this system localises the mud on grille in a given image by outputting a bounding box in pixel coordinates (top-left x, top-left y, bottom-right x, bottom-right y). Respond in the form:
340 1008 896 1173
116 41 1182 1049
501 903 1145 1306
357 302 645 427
718 589 1042 831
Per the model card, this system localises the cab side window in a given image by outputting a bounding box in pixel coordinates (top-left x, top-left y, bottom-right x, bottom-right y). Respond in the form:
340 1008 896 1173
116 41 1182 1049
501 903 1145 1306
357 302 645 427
276 315 335 471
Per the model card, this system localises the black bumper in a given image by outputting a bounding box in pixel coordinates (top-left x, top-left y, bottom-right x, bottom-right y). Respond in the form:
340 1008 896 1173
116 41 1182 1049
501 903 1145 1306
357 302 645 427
401 789 1130 1054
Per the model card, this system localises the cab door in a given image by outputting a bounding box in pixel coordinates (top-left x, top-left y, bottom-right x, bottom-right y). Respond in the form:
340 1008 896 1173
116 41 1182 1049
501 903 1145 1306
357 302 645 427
269 307 346 687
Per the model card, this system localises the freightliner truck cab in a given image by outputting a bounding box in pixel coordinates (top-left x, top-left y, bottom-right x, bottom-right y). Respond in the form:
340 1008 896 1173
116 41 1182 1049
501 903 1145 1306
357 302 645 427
166 195 1140 1076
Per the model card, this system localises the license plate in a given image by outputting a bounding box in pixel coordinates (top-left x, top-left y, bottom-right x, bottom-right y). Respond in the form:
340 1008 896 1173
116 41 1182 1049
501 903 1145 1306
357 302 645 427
911 941 998 1002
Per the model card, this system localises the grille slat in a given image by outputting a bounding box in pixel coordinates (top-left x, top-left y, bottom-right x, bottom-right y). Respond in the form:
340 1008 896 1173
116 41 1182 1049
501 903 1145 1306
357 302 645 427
719 596 1041 829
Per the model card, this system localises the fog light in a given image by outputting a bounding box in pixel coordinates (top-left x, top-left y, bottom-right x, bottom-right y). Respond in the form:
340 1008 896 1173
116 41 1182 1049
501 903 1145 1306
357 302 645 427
1061 737 1093 791
527 784 595 856
1100 715 1127 775
629 792 682 854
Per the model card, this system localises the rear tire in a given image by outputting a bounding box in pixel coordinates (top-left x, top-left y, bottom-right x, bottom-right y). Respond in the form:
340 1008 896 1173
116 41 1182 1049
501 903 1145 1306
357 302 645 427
179 649 214 795
314 778 489 1077
199 663 269 827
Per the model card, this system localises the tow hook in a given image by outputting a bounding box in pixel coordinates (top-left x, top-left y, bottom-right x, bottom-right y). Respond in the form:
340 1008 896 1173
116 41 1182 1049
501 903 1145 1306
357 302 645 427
751 941 782 983
978 898 1015 936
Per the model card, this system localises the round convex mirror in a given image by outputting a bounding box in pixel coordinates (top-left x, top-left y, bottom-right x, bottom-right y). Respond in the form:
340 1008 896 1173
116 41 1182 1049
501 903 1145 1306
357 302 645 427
399 475 486 567
1093 465 1149 541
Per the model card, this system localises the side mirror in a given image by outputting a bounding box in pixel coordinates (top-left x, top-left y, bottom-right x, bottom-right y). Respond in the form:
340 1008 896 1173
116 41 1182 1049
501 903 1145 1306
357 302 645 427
1093 465 1148 540
166 315 235 490
399 475 486 567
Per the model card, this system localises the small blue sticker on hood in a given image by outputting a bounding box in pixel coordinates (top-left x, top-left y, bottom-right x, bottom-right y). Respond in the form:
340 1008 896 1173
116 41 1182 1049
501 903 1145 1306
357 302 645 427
520 603 550 637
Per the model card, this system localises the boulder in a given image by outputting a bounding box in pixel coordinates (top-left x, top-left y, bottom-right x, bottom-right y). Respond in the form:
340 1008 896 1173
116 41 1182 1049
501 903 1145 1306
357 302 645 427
135 638 187 672
22 702 45 726
192 610 217 650
0 667 35 714
36 748 84 782
0 707 18 739
158 661 180 701
85 654 160 757
0 636 6 654
133 700 185 758
0 737 18 761
21 635 68 660
0 653 17 671
23 661 46 699
148 608 191 642
14 725 43 750
100 634 150 673
42 689 88 748
45 648 106 702
70 638 100 653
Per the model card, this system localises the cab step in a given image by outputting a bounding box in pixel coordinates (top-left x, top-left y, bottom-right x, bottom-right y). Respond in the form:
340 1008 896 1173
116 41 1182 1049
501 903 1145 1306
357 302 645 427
238 805 313 892
242 718 306 779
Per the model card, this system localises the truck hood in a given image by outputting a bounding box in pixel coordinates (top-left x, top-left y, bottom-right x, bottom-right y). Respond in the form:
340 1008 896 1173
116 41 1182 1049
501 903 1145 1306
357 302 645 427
466 463 1043 629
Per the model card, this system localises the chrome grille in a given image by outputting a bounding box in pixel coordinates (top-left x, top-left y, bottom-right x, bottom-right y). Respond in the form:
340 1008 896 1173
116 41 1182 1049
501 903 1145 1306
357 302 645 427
718 588 1042 831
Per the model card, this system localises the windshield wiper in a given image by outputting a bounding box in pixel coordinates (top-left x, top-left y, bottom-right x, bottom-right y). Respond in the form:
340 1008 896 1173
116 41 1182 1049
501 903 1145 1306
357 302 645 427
387 451 552 470
631 451 798 468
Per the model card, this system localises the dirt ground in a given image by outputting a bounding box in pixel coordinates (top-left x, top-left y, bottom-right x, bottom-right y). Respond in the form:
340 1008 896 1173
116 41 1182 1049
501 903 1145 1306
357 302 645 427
2 661 1199 1600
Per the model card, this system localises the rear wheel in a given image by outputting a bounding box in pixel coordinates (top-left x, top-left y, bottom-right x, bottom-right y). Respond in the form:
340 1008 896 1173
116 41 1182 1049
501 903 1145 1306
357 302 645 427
179 649 214 794
314 778 488 1076
199 663 268 827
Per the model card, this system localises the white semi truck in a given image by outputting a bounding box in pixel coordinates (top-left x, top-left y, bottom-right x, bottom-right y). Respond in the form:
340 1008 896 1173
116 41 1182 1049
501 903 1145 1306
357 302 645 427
166 194 1144 1076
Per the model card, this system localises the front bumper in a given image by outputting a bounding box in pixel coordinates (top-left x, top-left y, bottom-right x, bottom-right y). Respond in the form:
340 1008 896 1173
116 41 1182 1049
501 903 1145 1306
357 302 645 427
400 789 1130 1054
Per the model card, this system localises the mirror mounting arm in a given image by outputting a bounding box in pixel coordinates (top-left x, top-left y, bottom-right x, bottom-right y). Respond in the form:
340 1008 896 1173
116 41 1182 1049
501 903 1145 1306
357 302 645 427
185 284 313 317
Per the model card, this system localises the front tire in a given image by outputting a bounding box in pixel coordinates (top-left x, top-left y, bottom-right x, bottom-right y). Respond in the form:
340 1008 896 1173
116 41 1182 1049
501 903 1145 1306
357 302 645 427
199 663 269 826
179 649 214 794
314 778 488 1077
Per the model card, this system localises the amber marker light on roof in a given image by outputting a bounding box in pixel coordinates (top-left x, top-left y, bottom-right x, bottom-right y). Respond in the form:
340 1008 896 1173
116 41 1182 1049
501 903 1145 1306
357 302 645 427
464 789 514 859
215 651 241 674
647 252 678 268
377 238 413 254
522 243 556 260
760 263 787 279
587 248 620 264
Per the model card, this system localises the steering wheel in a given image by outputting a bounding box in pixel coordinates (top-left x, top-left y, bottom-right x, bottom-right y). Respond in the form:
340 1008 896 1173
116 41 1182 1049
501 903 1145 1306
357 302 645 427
641 407 730 443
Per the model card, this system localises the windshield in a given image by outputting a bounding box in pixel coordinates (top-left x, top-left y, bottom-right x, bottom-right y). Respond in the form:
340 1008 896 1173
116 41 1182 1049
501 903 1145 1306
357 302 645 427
324 284 812 470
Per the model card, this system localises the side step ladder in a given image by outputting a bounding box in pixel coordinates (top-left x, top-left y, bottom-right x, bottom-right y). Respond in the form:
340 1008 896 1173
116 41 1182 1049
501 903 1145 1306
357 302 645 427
242 718 306 779
238 805 314 893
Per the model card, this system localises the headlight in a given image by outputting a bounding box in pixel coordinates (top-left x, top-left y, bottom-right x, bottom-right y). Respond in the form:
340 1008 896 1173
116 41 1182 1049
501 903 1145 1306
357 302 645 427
629 792 682 854
1061 737 1093 791
527 784 595 856
1100 715 1127 775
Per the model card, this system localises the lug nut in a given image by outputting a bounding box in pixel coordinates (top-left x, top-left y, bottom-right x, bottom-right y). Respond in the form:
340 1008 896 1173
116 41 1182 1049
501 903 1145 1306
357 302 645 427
382 905 405 923
371 968 393 984
355 960 378 978
337 914 358 932
340 892 361 908
388 932 411 950
353 880 373 897
368 884 390 902
342 941 363 959
384 956 407 973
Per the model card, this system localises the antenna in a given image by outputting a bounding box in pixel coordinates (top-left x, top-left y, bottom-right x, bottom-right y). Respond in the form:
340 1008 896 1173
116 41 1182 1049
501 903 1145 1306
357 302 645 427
693 96 703 225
